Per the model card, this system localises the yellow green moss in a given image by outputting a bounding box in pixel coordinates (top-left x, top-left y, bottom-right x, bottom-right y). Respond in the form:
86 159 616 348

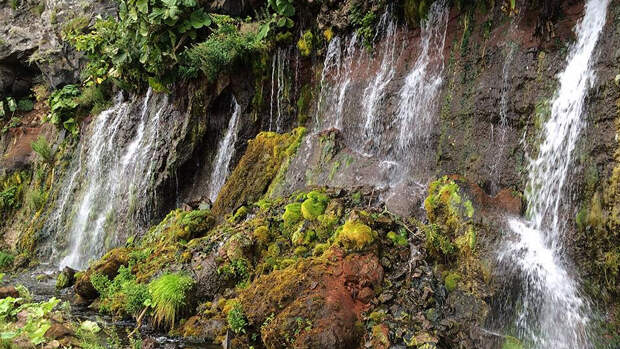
337 219 376 251
297 30 314 57
301 190 329 220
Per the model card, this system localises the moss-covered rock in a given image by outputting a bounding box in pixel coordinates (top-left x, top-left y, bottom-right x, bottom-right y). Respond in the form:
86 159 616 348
74 247 129 300
301 190 329 220
337 219 376 252
212 128 306 217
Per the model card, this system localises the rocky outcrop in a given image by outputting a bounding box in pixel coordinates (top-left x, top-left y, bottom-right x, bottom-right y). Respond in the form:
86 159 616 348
0 0 115 94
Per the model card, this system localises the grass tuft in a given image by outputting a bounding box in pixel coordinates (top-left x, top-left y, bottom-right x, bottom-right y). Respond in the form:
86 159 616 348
148 272 194 328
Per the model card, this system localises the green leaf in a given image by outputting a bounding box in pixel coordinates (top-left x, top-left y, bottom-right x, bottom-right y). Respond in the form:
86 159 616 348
136 0 148 13
7 97 16 112
277 17 286 27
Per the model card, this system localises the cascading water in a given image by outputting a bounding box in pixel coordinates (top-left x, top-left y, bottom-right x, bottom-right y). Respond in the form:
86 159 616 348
270 47 291 132
207 97 241 203
49 88 178 270
497 0 610 347
395 0 448 159
361 9 398 146
490 40 517 194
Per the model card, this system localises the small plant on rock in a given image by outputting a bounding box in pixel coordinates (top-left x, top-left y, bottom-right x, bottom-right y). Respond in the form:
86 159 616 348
147 272 194 328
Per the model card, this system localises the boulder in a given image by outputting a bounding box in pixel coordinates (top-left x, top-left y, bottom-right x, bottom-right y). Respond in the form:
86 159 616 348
74 247 129 300
0 286 19 299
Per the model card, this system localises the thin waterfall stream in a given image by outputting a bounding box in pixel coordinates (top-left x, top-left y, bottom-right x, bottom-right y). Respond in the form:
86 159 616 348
497 0 611 347
207 96 242 203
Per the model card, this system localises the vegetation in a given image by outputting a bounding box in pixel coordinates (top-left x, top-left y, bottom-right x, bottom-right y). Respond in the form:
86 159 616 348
0 251 14 269
47 84 81 135
180 16 265 81
30 136 54 163
349 1 378 49
91 265 150 317
147 272 194 328
226 301 247 334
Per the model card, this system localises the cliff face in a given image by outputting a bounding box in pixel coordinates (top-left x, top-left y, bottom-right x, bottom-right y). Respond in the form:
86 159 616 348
0 0 618 348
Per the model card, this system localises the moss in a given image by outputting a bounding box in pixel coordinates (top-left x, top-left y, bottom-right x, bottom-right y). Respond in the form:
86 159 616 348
387 230 408 246
296 84 312 125
283 203 303 227
253 226 270 245
227 301 247 334
213 128 306 216
337 220 376 251
501 336 523 349
368 310 386 323
444 272 461 292
301 191 329 220
312 243 329 256
230 206 249 223
176 209 215 240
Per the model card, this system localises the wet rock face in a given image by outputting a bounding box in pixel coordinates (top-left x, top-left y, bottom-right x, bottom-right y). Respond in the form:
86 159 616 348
0 0 115 93
240 249 383 349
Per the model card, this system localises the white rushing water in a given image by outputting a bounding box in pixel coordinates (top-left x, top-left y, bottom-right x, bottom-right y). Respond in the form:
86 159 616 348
499 0 610 347
396 0 448 154
207 97 242 203
51 88 176 270
361 9 398 141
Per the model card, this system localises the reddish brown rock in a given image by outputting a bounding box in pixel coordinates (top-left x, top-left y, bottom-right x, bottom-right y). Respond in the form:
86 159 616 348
0 286 19 298
240 248 383 349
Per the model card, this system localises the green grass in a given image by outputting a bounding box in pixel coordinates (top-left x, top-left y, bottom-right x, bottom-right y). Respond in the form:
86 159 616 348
0 251 14 269
31 136 54 163
147 272 194 328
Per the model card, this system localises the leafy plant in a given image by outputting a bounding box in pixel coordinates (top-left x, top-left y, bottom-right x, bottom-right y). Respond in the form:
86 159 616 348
180 16 265 80
47 84 81 135
227 301 247 334
91 265 150 316
65 0 215 88
17 99 34 112
349 2 377 49
147 272 194 328
31 136 54 163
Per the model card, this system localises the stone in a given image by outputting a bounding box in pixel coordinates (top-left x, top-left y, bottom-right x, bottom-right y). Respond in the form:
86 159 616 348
0 286 19 298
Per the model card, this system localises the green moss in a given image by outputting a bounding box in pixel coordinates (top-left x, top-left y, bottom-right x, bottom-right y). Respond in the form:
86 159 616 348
501 336 523 349
283 202 302 227
387 230 408 246
148 272 195 328
296 84 312 125
301 191 329 220
230 206 249 223
337 219 376 251
177 209 215 240
444 272 461 292
214 128 306 216
254 225 270 245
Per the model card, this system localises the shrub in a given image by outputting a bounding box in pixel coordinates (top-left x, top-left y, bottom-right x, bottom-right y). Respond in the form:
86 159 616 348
17 99 34 112
181 18 265 81
31 136 54 163
297 30 314 57
147 272 194 328
0 251 14 269
91 266 150 317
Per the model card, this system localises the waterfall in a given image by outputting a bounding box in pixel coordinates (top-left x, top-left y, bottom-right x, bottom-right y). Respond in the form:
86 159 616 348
270 47 291 132
207 97 242 203
361 9 398 146
50 88 177 270
315 36 342 130
498 0 610 347
395 0 448 157
490 41 517 194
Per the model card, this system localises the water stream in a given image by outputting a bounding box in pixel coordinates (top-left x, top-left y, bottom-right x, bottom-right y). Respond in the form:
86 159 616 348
207 96 242 203
49 89 178 270
498 0 610 347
